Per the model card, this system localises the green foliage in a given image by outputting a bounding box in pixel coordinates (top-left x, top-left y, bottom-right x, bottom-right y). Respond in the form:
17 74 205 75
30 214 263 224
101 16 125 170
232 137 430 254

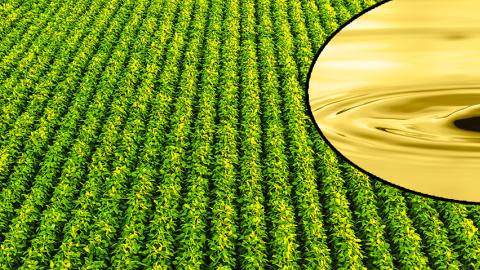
141 0 209 268
174 0 224 268
436 202 480 268
208 0 241 268
342 166 394 269
237 0 268 268
406 196 462 270
372 182 431 269
0 0 479 269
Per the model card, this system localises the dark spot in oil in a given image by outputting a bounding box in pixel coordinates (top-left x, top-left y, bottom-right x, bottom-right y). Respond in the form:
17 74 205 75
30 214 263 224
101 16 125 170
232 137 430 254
453 116 480 132
445 33 469 40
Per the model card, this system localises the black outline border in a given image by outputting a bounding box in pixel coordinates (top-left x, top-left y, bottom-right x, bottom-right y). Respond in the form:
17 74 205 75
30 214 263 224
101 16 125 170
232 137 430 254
305 0 480 205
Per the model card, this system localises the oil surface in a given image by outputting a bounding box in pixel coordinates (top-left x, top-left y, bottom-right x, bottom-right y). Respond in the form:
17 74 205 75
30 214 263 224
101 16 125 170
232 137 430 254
309 0 480 202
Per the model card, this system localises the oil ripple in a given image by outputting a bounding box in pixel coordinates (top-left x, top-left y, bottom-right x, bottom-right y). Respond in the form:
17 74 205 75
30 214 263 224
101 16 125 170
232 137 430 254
308 0 480 202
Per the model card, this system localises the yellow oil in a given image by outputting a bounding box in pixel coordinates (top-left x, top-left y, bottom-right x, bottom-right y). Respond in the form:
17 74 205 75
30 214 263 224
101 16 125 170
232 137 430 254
309 0 480 202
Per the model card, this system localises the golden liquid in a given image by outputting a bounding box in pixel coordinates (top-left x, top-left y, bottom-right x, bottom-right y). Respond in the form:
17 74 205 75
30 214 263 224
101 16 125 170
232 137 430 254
309 0 480 202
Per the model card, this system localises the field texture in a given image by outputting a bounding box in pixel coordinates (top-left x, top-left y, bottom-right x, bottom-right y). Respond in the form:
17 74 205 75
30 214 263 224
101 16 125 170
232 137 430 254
0 0 479 269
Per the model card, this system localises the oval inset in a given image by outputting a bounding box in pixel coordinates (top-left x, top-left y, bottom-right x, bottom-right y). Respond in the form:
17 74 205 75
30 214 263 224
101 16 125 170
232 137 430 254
308 0 480 202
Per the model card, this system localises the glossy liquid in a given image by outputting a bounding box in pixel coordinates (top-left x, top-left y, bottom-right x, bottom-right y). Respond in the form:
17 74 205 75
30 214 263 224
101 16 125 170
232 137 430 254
309 0 480 202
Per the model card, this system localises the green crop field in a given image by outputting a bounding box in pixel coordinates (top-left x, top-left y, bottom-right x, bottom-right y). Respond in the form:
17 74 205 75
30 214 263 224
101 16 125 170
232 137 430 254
0 0 479 269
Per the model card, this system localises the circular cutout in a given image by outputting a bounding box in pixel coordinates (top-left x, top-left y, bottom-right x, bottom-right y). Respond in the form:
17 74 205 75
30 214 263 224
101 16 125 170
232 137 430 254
308 0 480 202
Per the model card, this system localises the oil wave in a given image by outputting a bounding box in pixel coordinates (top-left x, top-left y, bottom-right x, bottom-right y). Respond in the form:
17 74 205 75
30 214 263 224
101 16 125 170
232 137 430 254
308 0 480 202
313 84 480 157
312 84 480 201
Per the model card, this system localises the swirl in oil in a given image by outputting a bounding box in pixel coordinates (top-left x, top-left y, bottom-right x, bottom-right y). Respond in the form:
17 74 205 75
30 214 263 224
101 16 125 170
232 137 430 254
309 0 480 202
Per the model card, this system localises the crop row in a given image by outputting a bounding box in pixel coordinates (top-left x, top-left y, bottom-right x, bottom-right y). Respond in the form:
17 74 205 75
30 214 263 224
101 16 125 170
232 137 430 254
0 0 108 236
173 0 224 268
